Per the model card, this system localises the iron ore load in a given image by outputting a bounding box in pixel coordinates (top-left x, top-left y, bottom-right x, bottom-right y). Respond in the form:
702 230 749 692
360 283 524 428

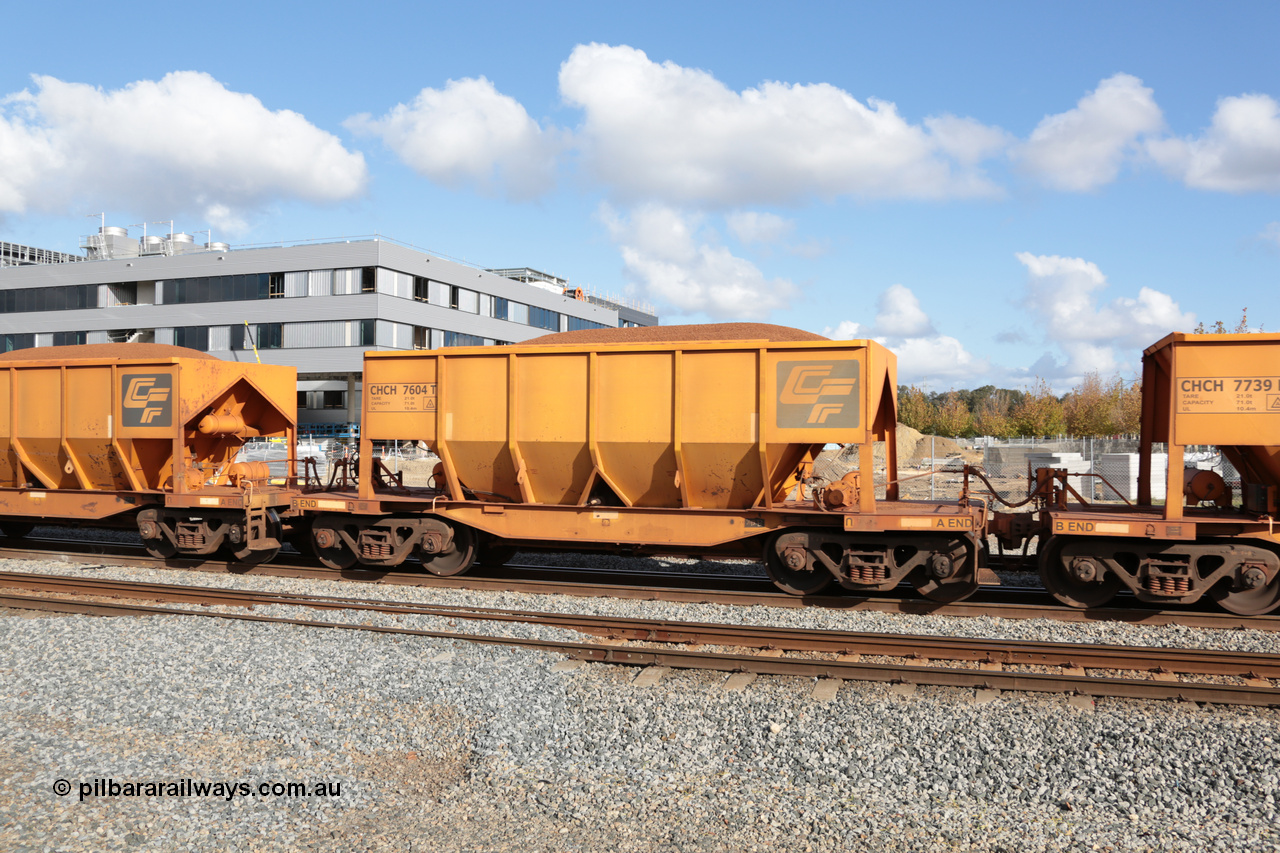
3 326 1280 617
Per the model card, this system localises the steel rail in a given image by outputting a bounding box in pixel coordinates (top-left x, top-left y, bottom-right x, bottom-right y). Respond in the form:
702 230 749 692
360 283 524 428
2 571 1278 680
2 589 1276 708
3 538 1278 631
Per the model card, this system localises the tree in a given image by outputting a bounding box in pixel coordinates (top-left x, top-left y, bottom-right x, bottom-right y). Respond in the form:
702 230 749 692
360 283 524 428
931 390 972 437
1195 308 1261 334
1010 378 1065 437
897 385 933 433
972 390 1016 438
1063 373 1144 436
1113 377 1142 435
1063 372 1111 437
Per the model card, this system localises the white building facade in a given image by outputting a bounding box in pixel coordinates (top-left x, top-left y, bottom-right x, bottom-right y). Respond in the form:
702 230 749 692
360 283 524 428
0 231 658 429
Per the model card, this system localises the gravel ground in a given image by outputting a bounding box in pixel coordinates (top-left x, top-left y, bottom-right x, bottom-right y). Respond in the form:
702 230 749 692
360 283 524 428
2 554 1278 852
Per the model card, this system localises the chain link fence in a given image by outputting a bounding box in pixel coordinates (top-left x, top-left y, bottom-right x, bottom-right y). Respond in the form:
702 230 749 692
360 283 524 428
862 435 1240 507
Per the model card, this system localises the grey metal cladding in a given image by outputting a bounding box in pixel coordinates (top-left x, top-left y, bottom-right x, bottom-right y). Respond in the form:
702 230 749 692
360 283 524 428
284 271 308 297
0 238 641 362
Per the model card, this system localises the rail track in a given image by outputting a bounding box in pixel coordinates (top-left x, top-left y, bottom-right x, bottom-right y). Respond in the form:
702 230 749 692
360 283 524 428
3 535 1279 632
2 570 1277 708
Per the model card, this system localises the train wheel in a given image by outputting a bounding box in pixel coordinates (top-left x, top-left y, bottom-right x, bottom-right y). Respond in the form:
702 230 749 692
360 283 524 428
421 524 476 577
312 518 359 570
0 521 35 539
764 535 834 596
232 510 282 566
1039 537 1120 609
912 543 979 602
137 509 177 559
1210 573 1280 616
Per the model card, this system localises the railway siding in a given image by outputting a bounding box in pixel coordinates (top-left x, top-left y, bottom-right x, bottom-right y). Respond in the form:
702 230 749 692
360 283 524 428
1 554 1277 851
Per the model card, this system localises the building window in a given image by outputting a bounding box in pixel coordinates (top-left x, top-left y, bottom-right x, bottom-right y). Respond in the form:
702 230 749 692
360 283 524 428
297 391 309 410
413 326 430 349
566 316 606 331
414 277 429 302
162 273 270 304
173 326 209 351
443 331 484 347
0 284 97 314
257 323 283 349
455 287 479 313
492 296 509 321
359 319 376 346
528 306 560 331
269 273 285 298
1 333 34 352
323 390 346 409
230 324 280 350
361 267 377 293
51 331 87 346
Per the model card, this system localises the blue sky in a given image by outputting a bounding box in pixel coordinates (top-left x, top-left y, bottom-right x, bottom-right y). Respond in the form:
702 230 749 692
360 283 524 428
2 1 1277 390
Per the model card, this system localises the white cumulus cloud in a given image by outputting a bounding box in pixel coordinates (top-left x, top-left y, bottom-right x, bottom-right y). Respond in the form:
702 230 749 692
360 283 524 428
560 43 1004 205
1016 251 1195 377
347 76 565 201
824 285 985 386
599 203 797 320
1016 73 1164 191
0 72 366 232
1148 93 1280 193
726 211 794 245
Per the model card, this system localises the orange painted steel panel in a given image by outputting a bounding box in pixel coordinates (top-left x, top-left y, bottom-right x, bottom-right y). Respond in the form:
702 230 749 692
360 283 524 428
514 353 591 505
1142 333 1280 514
362 337 897 512
0 346 296 519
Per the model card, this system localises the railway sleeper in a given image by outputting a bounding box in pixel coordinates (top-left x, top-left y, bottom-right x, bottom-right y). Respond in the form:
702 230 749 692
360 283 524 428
1042 536 1280 615
766 530 979 601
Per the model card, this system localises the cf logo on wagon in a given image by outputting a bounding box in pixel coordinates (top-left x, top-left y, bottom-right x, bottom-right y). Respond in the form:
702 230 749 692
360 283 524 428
777 360 860 428
121 374 173 427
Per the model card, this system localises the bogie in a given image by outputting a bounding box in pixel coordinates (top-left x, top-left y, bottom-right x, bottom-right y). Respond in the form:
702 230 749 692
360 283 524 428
764 529 979 601
1040 535 1280 615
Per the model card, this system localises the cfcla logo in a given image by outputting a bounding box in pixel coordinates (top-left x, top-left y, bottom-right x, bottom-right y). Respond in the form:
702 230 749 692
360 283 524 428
780 366 858 422
121 374 173 427
776 360 860 429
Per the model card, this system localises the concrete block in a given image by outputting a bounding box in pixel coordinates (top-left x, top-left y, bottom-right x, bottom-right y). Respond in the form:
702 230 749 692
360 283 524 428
550 660 585 673
811 679 842 701
633 666 670 687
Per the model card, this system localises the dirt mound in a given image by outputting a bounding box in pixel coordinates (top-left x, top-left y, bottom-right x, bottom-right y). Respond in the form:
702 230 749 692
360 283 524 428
908 433 964 462
520 322 828 346
0 343 218 361
894 424 924 461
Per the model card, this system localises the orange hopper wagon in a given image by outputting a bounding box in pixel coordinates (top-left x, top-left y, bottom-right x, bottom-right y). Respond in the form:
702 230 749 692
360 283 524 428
1031 333 1280 614
296 324 985 600
0 343 296 563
